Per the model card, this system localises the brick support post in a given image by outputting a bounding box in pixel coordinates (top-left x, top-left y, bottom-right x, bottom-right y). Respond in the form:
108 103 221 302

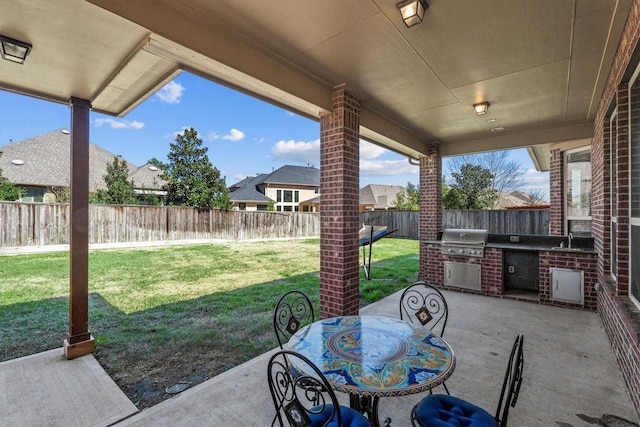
615 84 630 295
419 144 441 282
319 89 360 318
549 148 564 235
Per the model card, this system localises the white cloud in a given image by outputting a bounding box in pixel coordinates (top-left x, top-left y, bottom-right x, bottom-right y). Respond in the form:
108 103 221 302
94 118 144 129
360 159 418 176
360 140 388 159
156 81 185 104
209 128 245 142
222 128 245 141
271 139 320 164
166 127 190 139
270 138 420 179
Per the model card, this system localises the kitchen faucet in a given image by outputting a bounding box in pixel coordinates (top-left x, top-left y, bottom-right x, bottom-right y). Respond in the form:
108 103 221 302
568 232 573 248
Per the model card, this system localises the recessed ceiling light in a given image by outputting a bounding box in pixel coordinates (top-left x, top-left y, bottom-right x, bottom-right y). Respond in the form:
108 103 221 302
487 118 497 123
491 127 505 132
11 159 24 165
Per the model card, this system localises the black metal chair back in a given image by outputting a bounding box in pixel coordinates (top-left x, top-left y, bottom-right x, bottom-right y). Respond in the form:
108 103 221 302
400 281 450 395
411 334 525 427
495 334 525 426
267 349 341 427
273 290 315 349
399 281 449 337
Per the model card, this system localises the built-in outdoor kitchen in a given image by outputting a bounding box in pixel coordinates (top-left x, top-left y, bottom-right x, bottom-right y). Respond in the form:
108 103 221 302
423 228 597 310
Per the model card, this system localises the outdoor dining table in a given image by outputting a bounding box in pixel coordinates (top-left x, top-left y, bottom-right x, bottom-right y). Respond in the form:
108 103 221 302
284 315 456 427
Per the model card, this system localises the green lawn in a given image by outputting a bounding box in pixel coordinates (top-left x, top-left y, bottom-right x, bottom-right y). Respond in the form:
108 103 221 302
0 238 419 408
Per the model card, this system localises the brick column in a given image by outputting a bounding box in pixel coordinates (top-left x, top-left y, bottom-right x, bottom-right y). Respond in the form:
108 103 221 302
319 89 360 318
594 109 610 277
549 148 564 235
615 83 630 295
419 144 441 282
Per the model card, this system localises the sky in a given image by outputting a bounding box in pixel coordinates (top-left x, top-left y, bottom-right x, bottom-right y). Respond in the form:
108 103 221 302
0 72 549 198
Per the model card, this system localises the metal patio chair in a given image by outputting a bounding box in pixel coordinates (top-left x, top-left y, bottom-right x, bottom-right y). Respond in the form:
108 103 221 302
411 334 525 427
268 349 371 427
273 290 315 349
399 281 450 394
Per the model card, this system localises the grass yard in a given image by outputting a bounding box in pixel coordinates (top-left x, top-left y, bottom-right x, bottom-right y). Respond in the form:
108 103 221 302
0 237 419 408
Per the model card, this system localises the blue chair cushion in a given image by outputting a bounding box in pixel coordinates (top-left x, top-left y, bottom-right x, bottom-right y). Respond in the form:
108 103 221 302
413 395 497 427
309 404 371 427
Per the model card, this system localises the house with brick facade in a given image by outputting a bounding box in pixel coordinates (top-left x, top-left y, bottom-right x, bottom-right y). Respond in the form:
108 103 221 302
3 1 640 420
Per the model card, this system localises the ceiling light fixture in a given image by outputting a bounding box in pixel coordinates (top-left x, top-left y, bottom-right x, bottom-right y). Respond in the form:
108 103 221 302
396 0 428 28
473 102 490 115
0 34 32 64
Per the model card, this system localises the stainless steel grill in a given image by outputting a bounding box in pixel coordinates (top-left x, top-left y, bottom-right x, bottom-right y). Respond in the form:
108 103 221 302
441 228 488 257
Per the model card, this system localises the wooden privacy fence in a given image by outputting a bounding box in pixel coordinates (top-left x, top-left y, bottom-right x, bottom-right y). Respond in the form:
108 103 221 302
0 202 550 248
0 202 321 247
361 209 550 237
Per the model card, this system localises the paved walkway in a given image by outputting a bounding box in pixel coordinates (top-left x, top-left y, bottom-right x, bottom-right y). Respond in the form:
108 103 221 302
2 290 638 426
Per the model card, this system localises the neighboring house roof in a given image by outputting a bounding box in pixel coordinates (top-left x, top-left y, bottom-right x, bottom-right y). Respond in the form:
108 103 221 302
360 184 404 209
495 190 548 209
0 129 164 192
229 165 319 203
260 165 319 186
128 163 166 190
229 174 272 203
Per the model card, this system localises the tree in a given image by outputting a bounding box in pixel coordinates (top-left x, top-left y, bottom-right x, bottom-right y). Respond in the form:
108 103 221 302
159 127 230 209
0 177 23 201
446 151 524 205
442 163 497 210
392 182 419 211
0 152 23 201
266 200 275 211
48 185 70 203
92 156 138 205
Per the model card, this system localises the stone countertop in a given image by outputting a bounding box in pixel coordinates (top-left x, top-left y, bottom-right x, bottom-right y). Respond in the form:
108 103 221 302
486 242 597 254
423 239 596 254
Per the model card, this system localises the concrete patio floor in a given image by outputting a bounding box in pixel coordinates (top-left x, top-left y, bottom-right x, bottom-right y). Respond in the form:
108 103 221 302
2 289 638 427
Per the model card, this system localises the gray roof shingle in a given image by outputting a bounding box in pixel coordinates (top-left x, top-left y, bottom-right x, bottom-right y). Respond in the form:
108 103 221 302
128 163 167 190
261 165 319 186
229 165 319 203
229 174 272 203
0 129 162 192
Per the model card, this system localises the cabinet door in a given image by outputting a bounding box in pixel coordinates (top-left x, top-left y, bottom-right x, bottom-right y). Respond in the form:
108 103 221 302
444 261 481 291
550 268 584 305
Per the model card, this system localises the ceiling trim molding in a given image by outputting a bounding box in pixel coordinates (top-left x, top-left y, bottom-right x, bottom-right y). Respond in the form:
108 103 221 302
440 122 594 157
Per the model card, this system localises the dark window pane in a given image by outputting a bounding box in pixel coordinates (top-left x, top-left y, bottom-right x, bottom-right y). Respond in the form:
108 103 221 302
632 226 640 303
631 78 640 217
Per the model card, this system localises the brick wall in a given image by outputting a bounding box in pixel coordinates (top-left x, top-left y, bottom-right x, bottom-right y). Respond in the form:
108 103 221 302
422 243 598 310
538 252 598 310
598 281 640 417
592 0 640 418
319 89 360 318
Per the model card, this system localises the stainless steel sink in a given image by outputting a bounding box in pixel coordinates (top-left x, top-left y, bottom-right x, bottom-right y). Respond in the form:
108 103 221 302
550 247 586 252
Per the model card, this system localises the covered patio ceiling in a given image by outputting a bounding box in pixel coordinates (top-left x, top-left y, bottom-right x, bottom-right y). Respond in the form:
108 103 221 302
0 0 632 170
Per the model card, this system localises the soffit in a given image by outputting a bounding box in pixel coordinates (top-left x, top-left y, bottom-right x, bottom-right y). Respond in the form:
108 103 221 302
1 0 633 169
